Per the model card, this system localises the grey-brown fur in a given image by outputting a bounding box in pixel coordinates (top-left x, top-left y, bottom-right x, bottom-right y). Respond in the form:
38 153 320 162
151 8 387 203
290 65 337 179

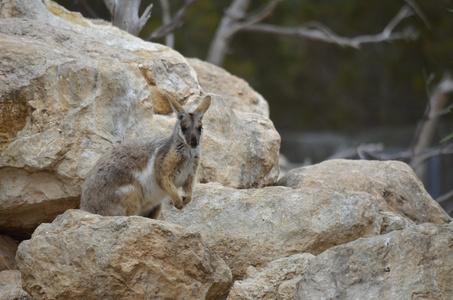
80 95 211 219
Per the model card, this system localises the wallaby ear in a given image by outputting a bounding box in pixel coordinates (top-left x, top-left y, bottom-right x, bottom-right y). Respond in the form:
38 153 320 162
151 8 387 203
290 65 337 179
165 94 185 115
194 95 211 115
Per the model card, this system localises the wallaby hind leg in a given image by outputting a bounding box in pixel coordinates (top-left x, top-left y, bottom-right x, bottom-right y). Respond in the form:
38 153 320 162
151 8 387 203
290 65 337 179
146 204 162 219
115 183 143 216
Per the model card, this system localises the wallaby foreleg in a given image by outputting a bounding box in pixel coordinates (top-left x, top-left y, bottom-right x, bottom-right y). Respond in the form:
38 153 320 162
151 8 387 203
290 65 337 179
182 159 199 205
156 149 184 209
161 175 184 209
182 177 194 205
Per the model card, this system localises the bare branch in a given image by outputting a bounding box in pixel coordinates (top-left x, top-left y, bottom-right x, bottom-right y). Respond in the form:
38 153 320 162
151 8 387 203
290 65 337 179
411 73 453 179
144 0 201 41
159 0 174 48
208 2 419 65
329 142 453 165
225 0 283 39
104 0 153 36
405 0 431 30
244 4 417 49
410 143 453 168
207 0 252 65
437 189 453 204
382 5 413 37
207 0 283 65
139 2 154 31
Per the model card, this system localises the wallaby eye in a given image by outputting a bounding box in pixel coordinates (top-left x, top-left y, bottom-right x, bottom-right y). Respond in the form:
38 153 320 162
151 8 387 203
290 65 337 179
198 126 203 132
181 125 187 133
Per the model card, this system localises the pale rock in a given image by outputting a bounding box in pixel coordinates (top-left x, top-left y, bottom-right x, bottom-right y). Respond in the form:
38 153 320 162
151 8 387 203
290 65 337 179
163 182 382 280
0 0 173 54
187 58 269 116
0 270 32 300
198 97 280 189
0 0 280 238
0 168 80 239
380 211 416 234
296 223 453 299
278 159 451 224
0 235 19 271
227 253 315 300
16 209 232 300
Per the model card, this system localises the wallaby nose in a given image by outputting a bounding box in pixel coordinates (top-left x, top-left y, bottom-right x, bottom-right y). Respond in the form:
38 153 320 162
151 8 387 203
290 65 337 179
190 137 198 148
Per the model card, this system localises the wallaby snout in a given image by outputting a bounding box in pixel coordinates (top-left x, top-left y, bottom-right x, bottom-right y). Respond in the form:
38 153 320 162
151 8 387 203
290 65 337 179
190 137 198 148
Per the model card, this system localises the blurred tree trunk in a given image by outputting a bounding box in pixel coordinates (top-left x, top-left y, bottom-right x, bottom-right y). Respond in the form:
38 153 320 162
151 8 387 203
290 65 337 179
104 0 153 36
159 0 174 48
411 74 453 181
207 0 251 66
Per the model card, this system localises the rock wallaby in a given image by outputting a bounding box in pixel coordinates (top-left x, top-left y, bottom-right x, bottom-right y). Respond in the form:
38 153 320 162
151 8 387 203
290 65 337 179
80 95 211 219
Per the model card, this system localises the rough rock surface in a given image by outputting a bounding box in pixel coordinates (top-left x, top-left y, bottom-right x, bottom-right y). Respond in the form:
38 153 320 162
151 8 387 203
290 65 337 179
278 159 451 224
227 253 315 300
380 211 416 234
0 0 280 238
296 223 453 300
16 209 232 300
0 270 32 300
164 182 382 280
0 235 19 271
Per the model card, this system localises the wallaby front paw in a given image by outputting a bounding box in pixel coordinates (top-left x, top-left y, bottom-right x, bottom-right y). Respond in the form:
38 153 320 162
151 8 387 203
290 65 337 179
182 196 192 205
174 199 184 210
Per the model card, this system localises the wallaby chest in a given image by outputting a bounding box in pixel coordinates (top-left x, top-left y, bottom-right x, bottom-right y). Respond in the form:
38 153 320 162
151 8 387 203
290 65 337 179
173 147 199 186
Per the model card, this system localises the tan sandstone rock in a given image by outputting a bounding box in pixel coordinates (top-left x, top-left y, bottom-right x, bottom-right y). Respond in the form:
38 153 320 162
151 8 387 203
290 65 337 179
0 270 32 300
296 223 453 299
278 159 451 224
163 182 382 280
380 211 416 234
0 0 280 238
16 209 232 300
186 58 269 117
0 235 19 271
227 253 315 300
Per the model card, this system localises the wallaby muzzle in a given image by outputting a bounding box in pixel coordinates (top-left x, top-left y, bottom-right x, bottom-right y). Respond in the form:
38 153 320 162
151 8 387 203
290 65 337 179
190 137 198 148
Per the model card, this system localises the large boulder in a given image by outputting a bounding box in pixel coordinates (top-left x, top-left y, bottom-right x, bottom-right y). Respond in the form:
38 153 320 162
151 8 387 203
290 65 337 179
0 0 280 238
296 223 453 299
227 253 315 300
164 182 382 280
278 159 451 224
16 209 232 300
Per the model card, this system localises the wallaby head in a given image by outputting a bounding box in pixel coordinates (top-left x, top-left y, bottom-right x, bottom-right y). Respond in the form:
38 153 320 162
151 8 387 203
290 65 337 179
167 95 211 149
